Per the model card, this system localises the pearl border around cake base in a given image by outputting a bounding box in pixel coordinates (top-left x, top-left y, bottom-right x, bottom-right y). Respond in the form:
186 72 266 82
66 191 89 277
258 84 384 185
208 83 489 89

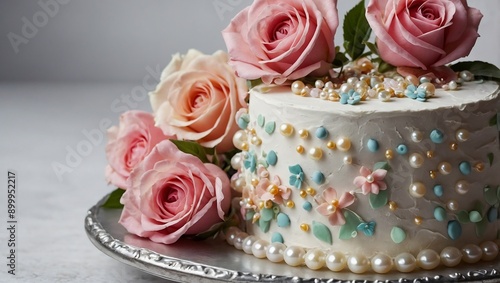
86 192 500 283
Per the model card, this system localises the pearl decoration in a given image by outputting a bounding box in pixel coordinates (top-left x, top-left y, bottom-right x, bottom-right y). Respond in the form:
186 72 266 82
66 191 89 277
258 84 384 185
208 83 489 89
225 226 240 246
251 239 268 259
325 251 347 271
340 83 354 94
291 81 305 95
394 252 417 273
462 244 482 263
336 137 352 152
378 90 391 102
343 156 353 165
315 80 325 89
371 253 393 274
232 130 247 150
446 200 459 211
347 254 370 274
385 149 394 159
233 232 248 250
418 82 436 97
250 136 262 146
440 247 462 267
327 141 336 149
304 249 325 270
230 153 242 170
298 129 309 139
438 162 452 175
283 246 305 266
448 80 458 90
309 147 323 160
409 182 426 198
417 249 440 270
296 145 304 154
388 201 398 211
411 131 423 143
460 70 474 81
409 153 424 168
456 129 470 142
242 236 257 254
280 123 294 137
266 242 286 263
455 180 469 195
480 241 499 261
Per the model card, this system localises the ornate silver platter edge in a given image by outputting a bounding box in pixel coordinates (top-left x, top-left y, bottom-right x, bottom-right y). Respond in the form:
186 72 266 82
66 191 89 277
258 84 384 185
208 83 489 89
85 193 500 283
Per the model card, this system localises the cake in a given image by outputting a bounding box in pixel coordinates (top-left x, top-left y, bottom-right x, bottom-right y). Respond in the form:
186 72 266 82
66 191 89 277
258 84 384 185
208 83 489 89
222 0 500 274
102 0 500 277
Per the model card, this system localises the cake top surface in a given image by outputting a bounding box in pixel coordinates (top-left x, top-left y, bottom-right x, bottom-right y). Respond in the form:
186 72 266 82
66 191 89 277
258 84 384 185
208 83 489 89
253 81 499 115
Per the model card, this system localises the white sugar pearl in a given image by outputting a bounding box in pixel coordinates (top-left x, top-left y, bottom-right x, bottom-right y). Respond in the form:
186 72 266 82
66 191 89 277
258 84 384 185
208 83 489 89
225 226 240 246
232 130 247 150
455 180 469 195
456 129 470 142
417 249 440 270
409 182 426 198
394 253 416 273
325 251 347 272
440 247 462 267
233 232 248 250
480 241 499 261
371 253 393 274
343 156 353 165
462 244 482 263
291 81 305 95
446 200 459 211
409 153 424 168
242 236 257 254
438 162 452 175
251 239 268 259
284 246 305 266
347 254 370 274
230 153 242 170
266 242 286 263
304 249 325 270
411 131 423 143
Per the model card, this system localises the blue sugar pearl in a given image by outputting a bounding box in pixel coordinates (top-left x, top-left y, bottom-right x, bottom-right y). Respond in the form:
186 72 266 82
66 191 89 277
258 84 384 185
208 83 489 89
430 129 444 144
276 213 291 227
315 126 329 139
396 144 408 155
433 185 444 197
271 232 284 243
367 139 379 152
266 150 278 166
303 201 312 211
312 171 325 185
459 161 471 175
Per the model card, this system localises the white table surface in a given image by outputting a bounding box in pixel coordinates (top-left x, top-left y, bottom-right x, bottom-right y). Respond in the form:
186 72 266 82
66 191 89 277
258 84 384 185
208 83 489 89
0 82 175 282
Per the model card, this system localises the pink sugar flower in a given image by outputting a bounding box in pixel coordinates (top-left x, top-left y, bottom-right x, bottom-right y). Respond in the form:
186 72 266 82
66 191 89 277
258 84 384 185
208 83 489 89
353 166 387 195
258 176 291 205
316 187 355 226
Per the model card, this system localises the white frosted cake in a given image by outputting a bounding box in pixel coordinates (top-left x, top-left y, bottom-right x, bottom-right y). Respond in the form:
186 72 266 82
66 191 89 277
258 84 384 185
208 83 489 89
228 80 500 273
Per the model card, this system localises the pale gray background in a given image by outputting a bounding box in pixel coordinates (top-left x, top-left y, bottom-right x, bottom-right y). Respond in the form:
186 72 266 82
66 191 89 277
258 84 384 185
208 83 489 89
0 1 499 283
0 0 499 84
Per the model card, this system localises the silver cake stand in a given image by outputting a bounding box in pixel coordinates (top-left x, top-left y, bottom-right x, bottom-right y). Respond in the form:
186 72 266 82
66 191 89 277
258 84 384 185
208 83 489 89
85 193 500 283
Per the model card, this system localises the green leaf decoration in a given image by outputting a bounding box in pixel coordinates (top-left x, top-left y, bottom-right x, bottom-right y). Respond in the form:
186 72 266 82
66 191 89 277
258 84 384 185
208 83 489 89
101 188 125 209
260 208 274 222
469 211 483 223
343 0 372 61
377 60 395 73
365 41 378 56
259 218 271 233
390 227 406 244
170 139 213 163
332 48 349 68
490 114 498 126
369 190 388 209
450 61 500 81
488 153 495 166
373 161 391 171
457 210 470 223
312 221 333 244
484 186 499 206
339 209 363 240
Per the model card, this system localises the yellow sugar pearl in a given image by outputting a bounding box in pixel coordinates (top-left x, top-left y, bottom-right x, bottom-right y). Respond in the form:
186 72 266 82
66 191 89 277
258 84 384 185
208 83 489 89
306 187 317 196
258 201 265 210
359 61 374 73
385 149 394 160
299 129 309 139
327 141 336 150
426 151 434 159
250 136 262 146
280 123 294 137
251 178 259 187
337 137 351 152
414 216 423 225
300 224 310 232
388 201 398 211
299 189 307 198
248 128 257 136
309 147 323 160
241 142 249 151
450 142 458 151
474 162 485 172
429 170 437 179
268 184 279 195
264 200 274 209
252 213 260 223
286 200 295 208
296 145 305 154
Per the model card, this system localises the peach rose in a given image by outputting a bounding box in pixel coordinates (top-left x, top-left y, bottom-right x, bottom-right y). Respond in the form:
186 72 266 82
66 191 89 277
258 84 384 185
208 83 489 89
150 49 247 153
222 0 339 85
119 140 231 244
105 110 171 190
366 0 482 71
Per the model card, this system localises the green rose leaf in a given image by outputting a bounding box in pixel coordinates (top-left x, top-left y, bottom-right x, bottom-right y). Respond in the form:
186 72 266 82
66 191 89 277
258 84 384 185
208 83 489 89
450 61 500 82
369 190 388 209
343 0 372 61
339 209 363 240
312 221 333 244
170 139 214 164
101 188 125 209
373 161 391 171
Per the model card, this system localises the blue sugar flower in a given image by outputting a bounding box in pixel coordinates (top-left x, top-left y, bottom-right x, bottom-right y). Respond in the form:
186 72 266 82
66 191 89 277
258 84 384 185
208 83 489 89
357 221 376 237
405 84 427 102
340 89 361 105
243 151 257 173
288 164 304 189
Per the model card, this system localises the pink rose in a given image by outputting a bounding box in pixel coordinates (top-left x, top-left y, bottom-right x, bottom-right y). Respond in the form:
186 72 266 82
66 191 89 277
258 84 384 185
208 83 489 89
366 0 482 72
119 140 231 244
105 110 171 190
222 0 339 85
150 49 247 153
